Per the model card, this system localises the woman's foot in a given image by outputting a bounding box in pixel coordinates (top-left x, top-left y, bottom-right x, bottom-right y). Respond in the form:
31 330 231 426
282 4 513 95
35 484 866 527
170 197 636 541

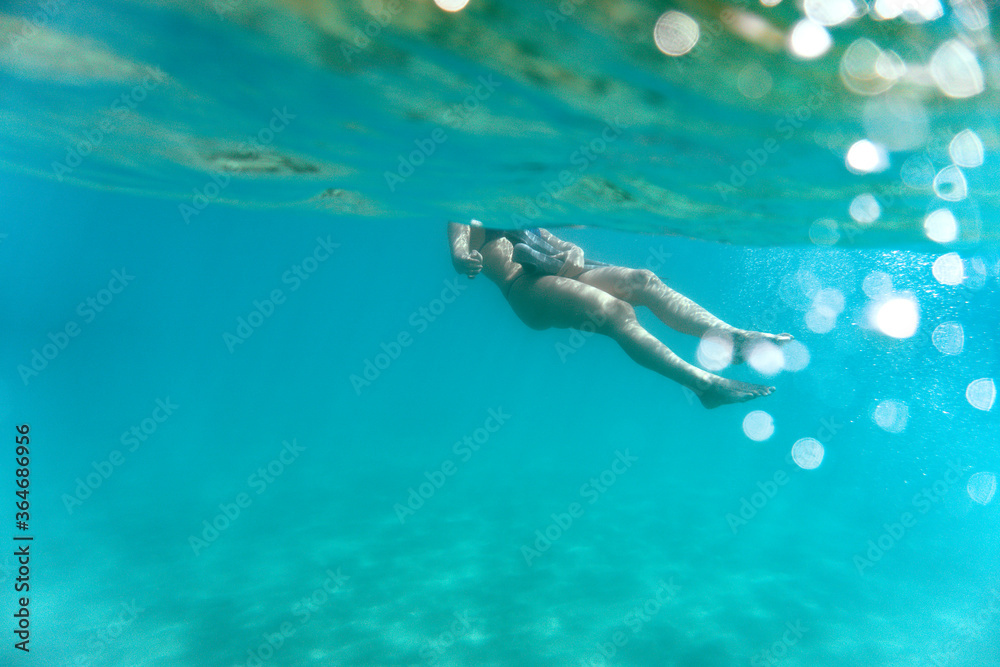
730 330 794 365
696 377 775 409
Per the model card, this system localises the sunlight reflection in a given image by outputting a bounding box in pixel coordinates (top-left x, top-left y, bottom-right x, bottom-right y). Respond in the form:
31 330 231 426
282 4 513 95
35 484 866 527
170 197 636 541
873 296 919 338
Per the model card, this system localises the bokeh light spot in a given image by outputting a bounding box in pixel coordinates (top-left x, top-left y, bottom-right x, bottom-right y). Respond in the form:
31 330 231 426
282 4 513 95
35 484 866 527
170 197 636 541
809 219 840 245
966 378 996 411
930 40 984 98
792 438 825 469
874 297 919 338
873 399 909 433
747 341 784 376
931 321 964 355
850 193 881 224
949 129 984 168
781 340 811 371
654 11 700 56
846 140 888 173
932 253 965 285
788 19 832 59
900 154 936 189
697 332 733 371
434 0 470 11
924 208 957 243
967 472 996 505
737 62 774 99
862 271 893 298
805 307 837 334
933 165 968 201
742 410 775 441
804 0 856 25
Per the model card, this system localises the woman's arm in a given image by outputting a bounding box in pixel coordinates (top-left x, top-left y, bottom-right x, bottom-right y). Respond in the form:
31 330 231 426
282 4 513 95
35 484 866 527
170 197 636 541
538 228 581 253
538 228 585 277
448 221 483 278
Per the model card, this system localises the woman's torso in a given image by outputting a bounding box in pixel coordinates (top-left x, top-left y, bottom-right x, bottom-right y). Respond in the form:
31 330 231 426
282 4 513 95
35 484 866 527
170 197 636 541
471 226 528 295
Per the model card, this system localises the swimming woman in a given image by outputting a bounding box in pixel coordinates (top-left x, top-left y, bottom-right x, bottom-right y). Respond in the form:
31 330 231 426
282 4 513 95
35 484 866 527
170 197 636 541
448 221 792 409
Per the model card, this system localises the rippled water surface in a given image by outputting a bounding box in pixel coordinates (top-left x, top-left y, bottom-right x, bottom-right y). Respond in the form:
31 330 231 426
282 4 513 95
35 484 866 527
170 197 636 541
1 1 999 666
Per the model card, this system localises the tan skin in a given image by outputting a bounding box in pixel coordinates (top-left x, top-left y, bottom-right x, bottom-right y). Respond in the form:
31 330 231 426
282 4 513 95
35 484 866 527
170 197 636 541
448 222 793 409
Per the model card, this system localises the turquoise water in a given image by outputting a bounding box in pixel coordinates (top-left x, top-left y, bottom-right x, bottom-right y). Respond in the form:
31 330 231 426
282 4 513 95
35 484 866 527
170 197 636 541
2 1 1000 666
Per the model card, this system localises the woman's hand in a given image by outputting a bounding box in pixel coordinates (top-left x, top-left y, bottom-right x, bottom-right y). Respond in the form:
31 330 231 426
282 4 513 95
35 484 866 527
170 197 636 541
555 247 585 278
453 250 483 278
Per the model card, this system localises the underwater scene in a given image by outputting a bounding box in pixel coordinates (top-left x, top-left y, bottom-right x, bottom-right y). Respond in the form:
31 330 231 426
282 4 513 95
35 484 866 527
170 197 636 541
1 0 998 665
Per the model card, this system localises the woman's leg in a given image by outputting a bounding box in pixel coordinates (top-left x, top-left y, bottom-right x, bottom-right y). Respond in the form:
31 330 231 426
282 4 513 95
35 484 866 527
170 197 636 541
575 266 791 362
507 275 773 408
